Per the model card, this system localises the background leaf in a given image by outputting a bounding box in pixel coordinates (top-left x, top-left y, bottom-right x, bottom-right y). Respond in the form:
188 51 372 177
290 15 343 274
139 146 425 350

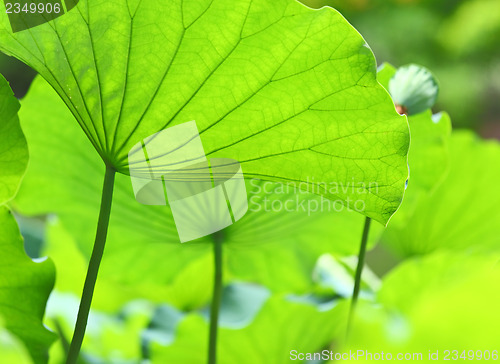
151 294 347 364
382 131 500 257
376 63 452 251
344 251 500 355
0 73 27 205
0 207 56 364
0 71 52 364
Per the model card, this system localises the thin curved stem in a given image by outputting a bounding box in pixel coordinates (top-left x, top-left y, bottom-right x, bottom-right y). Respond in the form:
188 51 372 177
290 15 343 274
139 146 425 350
66 165 116 364
347 216 371 338
208 232 224 364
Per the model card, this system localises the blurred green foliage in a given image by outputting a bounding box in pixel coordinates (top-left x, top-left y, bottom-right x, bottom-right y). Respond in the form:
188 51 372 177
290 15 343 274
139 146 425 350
301 0 500 134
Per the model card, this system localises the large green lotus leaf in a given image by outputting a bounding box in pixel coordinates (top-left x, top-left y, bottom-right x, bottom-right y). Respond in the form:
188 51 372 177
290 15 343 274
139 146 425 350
342 251 500 358
381 131 500 257
15 76 383 309
0 0 409 224
0 207 56 364
0 74 28 205
151 294 348 364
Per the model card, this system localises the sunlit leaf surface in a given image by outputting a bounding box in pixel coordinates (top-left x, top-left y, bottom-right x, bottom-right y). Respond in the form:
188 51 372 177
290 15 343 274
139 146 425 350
0 0 409 223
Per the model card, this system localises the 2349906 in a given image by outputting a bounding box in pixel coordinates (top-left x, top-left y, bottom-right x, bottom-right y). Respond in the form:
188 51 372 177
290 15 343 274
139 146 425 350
5 2 61 14
443 350 499 360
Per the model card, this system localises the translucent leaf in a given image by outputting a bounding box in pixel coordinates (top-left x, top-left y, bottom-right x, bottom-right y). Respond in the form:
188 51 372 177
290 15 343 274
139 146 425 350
0 0 409 223
0 74 27 205
382 131 500 257
0 208 56 364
